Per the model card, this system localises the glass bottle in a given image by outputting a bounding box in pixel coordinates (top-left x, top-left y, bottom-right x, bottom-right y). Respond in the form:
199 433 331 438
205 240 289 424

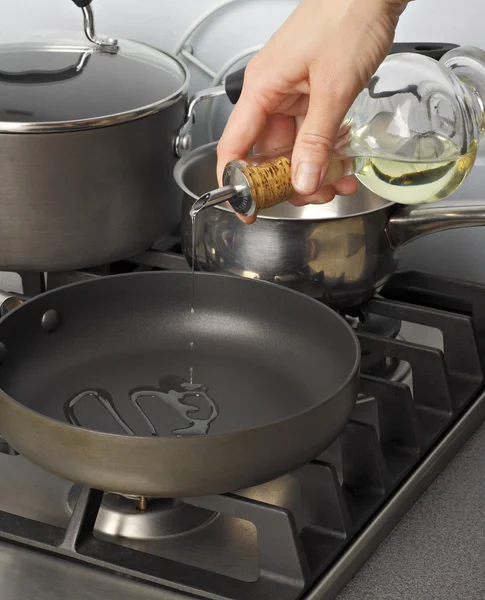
191 46 485 218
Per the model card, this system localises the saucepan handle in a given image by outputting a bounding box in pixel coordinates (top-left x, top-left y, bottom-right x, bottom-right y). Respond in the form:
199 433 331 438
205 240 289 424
223 42 459 106
224 68 246 105
388 42 459 60
386 203 485 248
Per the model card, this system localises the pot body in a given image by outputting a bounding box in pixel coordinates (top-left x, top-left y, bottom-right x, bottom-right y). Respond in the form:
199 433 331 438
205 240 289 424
0 97 186 272
178 143 398 309
185 202 397 309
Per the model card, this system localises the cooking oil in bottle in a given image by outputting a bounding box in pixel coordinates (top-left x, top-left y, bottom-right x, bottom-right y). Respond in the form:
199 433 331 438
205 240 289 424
351 135 478 205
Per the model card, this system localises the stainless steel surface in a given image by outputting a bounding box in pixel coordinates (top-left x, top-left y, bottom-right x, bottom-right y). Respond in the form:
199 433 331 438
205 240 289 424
176 142 485 308
81 4 119 52
387 203 485 246
0 538 182 600
66 487 217 539
175 85 226 157
307 386 485 600
397 163 485 281
189 184 245 216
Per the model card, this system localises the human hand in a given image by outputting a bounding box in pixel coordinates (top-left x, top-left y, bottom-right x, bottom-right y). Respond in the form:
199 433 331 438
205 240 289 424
217 0 411 223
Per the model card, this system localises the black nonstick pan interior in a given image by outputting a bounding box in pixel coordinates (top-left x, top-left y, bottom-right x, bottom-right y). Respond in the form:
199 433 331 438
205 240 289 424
0 272 359 497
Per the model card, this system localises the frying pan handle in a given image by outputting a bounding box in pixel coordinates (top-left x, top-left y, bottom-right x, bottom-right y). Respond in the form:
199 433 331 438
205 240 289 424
0 51 92 85
223 42 459 105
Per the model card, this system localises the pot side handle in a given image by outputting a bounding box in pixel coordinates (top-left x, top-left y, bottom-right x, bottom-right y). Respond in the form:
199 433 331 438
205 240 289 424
386 203 485 248
224 42 458 105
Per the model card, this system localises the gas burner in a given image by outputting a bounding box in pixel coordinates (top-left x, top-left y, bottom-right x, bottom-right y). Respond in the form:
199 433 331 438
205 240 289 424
66 485 216 540
343 309 401 338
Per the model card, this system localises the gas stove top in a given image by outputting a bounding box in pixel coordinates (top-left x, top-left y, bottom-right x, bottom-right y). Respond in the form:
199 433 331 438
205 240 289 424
1 248 485 600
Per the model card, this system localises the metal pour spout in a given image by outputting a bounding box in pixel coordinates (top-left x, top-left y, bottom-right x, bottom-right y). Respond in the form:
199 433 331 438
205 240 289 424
189 185 247 218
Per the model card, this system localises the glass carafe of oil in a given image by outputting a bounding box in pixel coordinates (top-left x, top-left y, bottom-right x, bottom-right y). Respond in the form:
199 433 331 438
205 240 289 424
192 46 485 218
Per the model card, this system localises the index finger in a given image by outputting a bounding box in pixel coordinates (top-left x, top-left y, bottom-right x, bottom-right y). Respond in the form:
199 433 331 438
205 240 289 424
216 90 269 185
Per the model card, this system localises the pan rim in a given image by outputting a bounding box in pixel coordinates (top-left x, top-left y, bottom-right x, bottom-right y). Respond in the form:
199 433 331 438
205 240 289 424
0 270 361 444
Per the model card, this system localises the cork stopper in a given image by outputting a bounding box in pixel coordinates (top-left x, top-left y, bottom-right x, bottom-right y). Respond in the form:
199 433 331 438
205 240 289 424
237 156 294 211
223 155 353 216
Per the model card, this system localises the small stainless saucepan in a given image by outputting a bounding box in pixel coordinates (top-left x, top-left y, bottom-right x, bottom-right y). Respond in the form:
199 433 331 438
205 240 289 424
175 142 485 309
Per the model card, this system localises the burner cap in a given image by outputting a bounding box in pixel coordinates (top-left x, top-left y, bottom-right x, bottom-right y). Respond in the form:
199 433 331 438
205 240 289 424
66 485 215 540
344 311 401 338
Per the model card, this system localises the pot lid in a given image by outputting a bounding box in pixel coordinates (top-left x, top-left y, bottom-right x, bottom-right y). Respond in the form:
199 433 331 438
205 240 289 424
0 38 188 133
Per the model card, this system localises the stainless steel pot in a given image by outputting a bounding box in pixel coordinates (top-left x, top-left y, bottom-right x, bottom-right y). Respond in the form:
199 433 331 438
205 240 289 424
0 0 234 272
176 142 485 309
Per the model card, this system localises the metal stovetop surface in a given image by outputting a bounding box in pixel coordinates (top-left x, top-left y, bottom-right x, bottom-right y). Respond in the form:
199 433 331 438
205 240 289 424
0 540 179 600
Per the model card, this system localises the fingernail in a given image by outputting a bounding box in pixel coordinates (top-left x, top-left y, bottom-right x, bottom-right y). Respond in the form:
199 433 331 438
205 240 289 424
294 162 322 194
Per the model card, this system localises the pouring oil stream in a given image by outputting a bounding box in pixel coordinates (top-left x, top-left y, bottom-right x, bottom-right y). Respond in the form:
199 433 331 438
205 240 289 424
189 187 243 385
190 210 195 385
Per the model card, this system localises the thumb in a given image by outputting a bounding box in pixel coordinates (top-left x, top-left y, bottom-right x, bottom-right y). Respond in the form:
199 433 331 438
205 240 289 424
291 80 354 195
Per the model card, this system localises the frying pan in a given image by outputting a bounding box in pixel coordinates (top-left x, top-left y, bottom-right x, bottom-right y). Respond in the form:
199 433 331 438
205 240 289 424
0 271 359 498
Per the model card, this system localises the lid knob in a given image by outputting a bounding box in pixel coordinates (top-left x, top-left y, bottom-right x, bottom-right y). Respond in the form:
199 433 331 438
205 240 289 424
72 0 119 53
